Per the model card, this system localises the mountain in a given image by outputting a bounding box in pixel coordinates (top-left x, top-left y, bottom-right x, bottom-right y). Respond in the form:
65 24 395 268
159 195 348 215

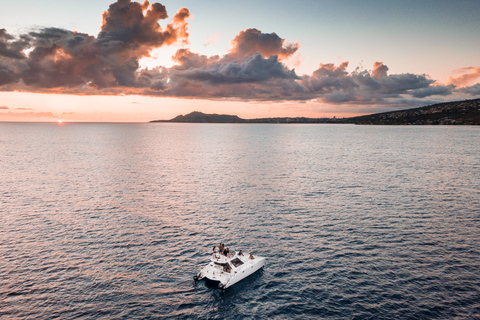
153 111 245 123
151 112 336 123
151 99 480 125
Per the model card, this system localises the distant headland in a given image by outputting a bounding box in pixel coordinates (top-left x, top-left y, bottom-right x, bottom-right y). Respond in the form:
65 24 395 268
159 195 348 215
151 99 480 125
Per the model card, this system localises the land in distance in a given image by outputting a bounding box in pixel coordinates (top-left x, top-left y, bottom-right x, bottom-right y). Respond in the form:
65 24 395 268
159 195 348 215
151 99 480 125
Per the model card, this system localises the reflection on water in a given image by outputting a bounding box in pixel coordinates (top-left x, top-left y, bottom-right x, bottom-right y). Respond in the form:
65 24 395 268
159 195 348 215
1 123 479 319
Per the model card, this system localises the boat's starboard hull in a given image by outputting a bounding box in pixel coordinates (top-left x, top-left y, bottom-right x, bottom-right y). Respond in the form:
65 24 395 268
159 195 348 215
223 256 265 288
195 253 265 289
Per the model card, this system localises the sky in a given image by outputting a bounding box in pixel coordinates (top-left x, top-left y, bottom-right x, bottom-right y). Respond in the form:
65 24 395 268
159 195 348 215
0 0 479 122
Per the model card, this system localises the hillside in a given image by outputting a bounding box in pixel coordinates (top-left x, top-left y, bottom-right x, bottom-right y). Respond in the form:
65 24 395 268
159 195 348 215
151 99 480 125
345 99 480 125
151 112 334 124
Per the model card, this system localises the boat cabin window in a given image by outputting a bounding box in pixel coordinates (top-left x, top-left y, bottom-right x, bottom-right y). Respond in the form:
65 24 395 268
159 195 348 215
230 258 244 268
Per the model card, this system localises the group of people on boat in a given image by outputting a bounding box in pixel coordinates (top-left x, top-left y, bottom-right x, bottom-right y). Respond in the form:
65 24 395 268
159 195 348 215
212 243 255 259
213 243 232 257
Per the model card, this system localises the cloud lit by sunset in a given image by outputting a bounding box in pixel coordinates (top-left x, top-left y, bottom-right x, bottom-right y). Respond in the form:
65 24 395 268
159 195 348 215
0 0 479 121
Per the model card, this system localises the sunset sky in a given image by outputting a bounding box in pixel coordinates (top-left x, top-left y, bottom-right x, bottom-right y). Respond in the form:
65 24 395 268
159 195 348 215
1 0 479 122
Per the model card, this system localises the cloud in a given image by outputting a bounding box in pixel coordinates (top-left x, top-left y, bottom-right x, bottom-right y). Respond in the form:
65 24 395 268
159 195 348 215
174 53 299 85
0 105 9 109
0 110 58 121
0 29 30 59
300 62 361 103
172 48 220 70
409 84 455 98
225 28 299 62
97 0 189 54
0 60 21 85
299 62 441 103
371 61 389 79
0 0 478 111
375 73 434 95
0 0 191 91
457 83 480 95
447 67 480 87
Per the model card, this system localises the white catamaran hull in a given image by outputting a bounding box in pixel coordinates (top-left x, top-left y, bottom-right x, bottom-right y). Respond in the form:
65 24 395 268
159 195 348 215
195 251 265 289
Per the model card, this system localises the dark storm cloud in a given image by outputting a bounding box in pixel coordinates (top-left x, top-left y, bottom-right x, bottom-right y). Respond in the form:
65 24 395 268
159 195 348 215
375 73 434 95
0 29 29 86
174 53 299 84
162 52 304 99
0 0 477 109
0 29 30 59
19 29 95 88
0 62 21 86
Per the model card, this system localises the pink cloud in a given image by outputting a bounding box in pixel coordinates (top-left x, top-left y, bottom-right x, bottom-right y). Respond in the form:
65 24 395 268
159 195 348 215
225 28 299 62
447 67 480 87
371 61 389 79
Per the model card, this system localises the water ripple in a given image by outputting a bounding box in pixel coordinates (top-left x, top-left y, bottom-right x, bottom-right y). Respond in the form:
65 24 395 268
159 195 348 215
1 123 479 319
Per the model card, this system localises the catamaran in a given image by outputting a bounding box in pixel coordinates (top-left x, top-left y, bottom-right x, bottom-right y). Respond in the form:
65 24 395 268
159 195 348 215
194 246 265 289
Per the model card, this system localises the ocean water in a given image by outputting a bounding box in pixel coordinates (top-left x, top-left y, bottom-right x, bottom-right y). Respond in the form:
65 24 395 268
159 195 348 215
1 123 479 319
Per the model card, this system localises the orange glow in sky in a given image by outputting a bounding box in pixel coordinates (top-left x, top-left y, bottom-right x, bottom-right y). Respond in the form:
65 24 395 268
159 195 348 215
0 0 479 122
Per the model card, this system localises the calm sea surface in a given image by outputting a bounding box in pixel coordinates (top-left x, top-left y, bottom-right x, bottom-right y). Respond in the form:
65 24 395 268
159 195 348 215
1 123 479 319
